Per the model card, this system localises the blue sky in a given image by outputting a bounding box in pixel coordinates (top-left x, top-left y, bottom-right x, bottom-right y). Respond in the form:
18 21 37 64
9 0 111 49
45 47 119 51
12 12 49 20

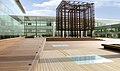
20 0 120 19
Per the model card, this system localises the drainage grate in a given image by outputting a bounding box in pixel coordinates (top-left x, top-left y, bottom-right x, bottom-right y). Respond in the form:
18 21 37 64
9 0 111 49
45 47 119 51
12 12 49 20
52 44 69 47
68 54 113 64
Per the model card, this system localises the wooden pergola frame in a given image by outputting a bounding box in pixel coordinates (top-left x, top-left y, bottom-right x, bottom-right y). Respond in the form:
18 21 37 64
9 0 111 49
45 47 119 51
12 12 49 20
56 0 95 38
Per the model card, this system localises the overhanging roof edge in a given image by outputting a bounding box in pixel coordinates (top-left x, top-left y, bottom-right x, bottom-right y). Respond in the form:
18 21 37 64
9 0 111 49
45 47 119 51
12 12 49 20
15 0 25 14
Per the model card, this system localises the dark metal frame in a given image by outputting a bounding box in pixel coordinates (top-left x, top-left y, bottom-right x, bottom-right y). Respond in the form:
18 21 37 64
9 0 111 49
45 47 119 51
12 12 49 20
56 0 95 38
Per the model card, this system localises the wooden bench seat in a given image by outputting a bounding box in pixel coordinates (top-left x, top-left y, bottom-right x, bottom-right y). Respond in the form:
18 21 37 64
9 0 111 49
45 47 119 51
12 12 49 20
101 44 120 50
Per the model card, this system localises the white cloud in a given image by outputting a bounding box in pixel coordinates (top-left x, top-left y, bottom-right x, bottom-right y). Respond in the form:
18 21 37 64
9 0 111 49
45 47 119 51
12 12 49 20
27 0 120 16
26 9 55 16
32 0 120 9
29 0 62 16
32 0 61 8
93 0 120 8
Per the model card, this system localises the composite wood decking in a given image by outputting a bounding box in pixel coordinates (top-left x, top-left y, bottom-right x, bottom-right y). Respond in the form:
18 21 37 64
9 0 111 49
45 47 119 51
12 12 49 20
40 40 120 71
0 38 120 71
0 37 46 71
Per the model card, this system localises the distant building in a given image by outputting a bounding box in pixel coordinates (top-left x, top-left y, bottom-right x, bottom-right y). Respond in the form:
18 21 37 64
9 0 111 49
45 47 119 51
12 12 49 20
95 19 120 38
24 16 56 37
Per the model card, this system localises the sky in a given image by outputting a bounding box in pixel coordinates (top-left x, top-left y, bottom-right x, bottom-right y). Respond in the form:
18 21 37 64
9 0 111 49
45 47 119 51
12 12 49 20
20 0 120 19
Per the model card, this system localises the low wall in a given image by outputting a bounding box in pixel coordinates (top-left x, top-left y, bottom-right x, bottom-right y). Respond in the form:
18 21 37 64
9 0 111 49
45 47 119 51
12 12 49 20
46 37 103 41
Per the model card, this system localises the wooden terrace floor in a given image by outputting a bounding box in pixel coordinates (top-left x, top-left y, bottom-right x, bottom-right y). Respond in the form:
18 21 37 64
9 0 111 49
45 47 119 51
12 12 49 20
0 37 120 71
40 38 120 71
0 37 46 71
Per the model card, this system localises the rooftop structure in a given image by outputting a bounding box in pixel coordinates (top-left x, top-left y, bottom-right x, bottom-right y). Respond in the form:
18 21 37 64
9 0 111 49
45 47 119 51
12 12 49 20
56 0 95 38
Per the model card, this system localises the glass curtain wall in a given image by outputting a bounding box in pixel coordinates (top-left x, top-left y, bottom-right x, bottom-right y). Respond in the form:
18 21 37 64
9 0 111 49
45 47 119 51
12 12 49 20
0 0 24 39
24 16 56 37
95 20 120 38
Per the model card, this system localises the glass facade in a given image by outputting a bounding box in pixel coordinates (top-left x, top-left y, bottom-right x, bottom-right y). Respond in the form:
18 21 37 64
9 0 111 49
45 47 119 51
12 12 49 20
95 19 120 27
24 16 56 37
0 0 24 39
94 19 120 38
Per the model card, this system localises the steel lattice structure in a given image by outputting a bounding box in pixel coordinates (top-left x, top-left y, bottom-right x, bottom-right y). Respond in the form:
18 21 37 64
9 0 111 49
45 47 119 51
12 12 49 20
56 0 95 38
